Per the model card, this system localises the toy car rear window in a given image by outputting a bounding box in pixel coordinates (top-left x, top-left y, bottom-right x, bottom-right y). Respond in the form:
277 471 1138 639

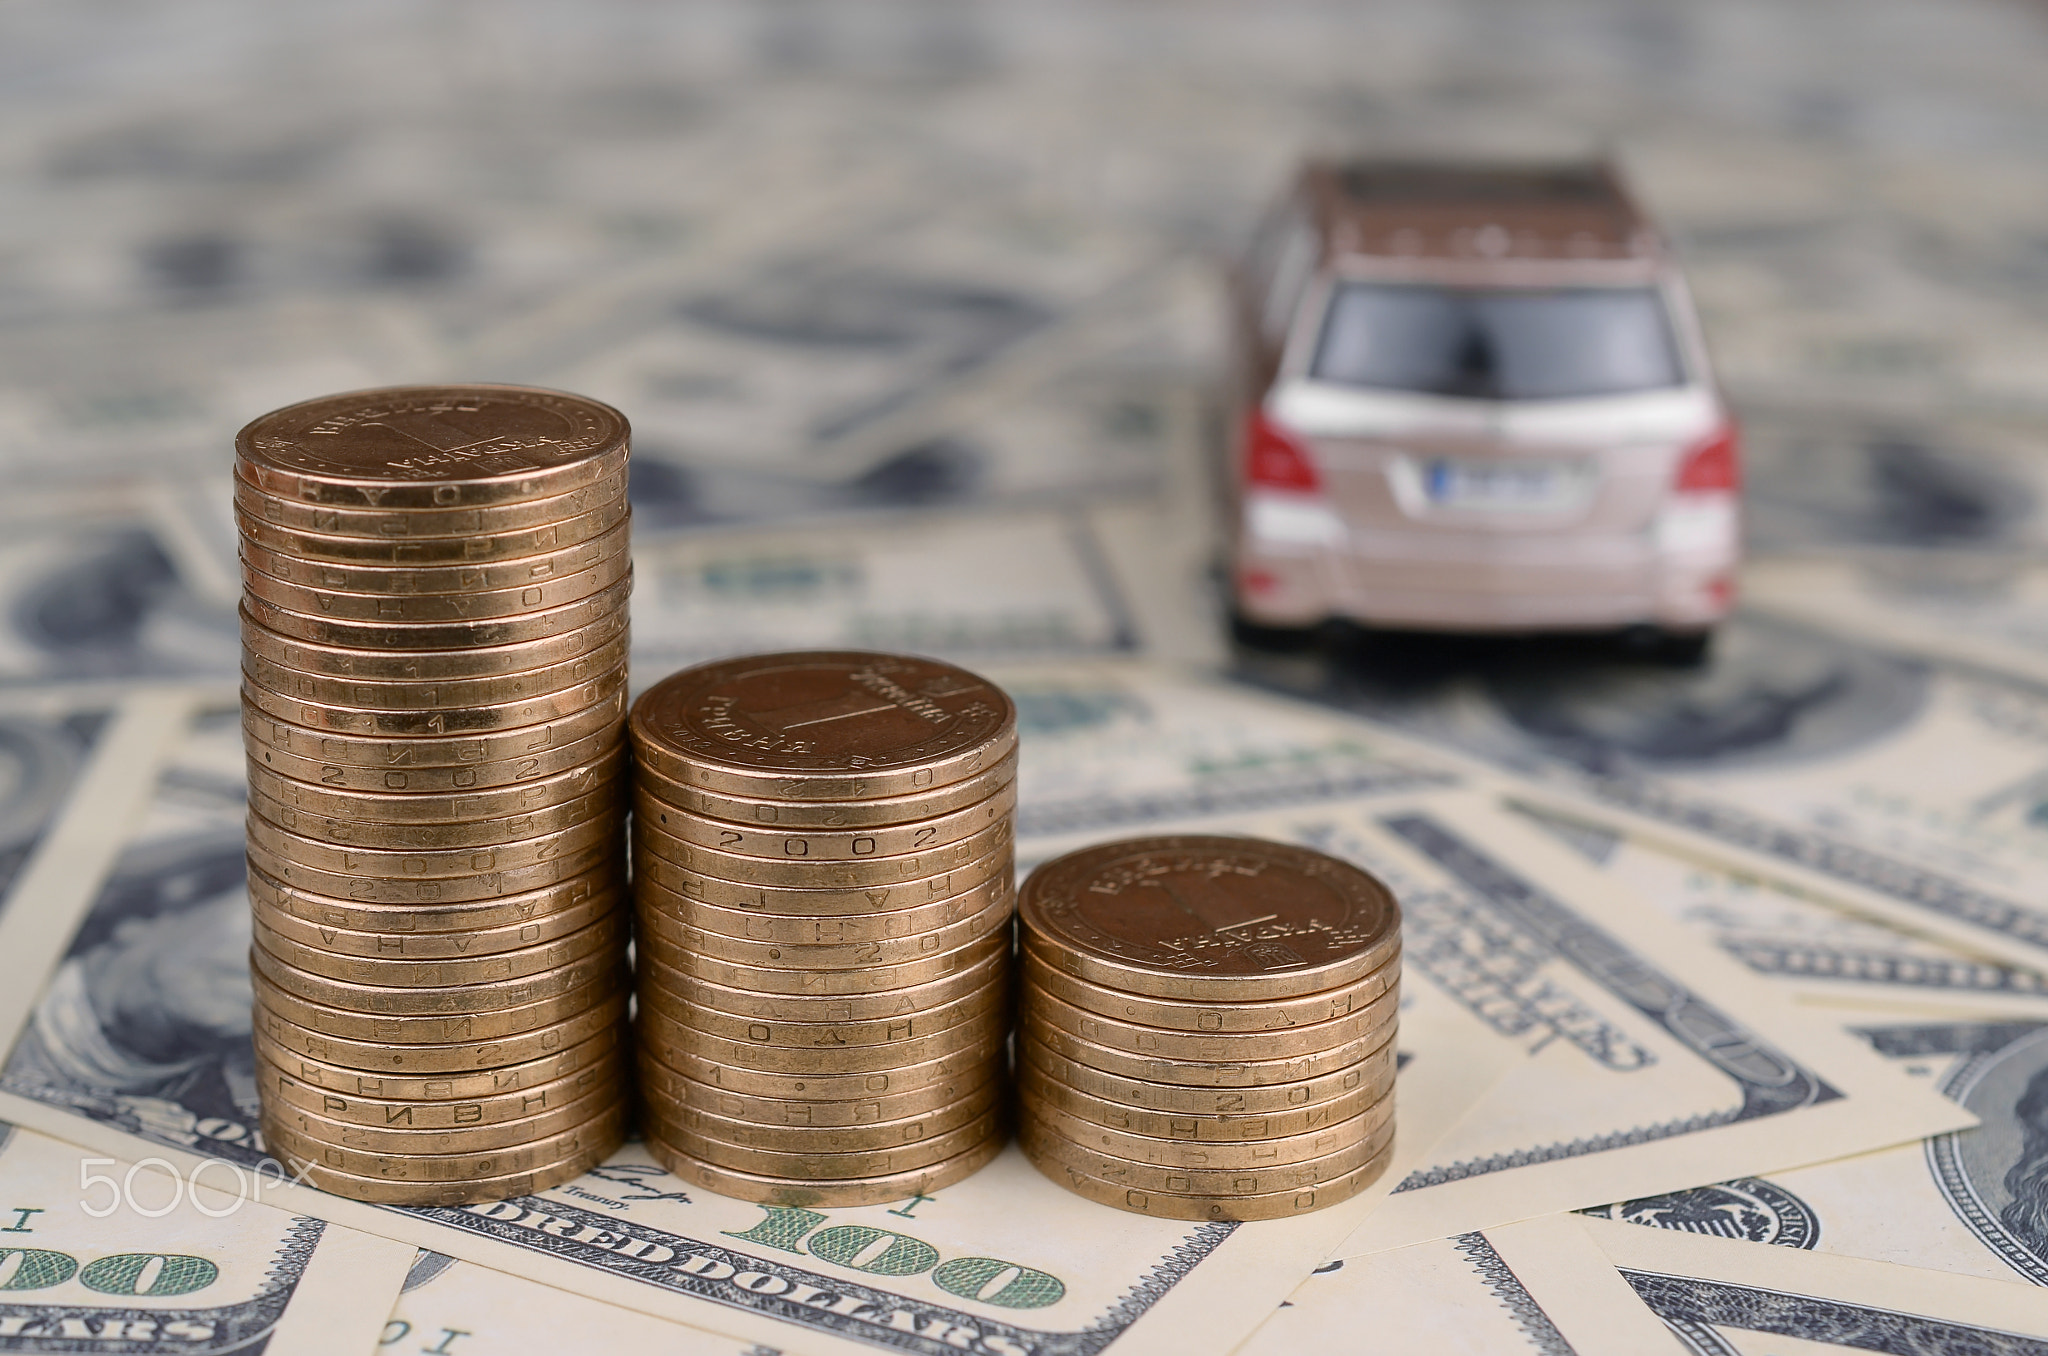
1308 283 1686 401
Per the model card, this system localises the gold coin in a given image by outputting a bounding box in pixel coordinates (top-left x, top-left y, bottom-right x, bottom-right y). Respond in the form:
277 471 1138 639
244 725 622 794
1024 1013 1388 1089
635 1055 994 1129
247 855 620 935
644 1124 1000 1208
640 925 1007 997
234 385 630 510
1019 1109 1391 1196
259 1046 623 1127
252 964 624 1047
248 749 623 826
630 839 1009 915
1017 1031 1394 1115
650 1078 1001 1156
642 870 1011 945
1020 836 1402 1002
246 837 617 904
243 570 630 650
628 651 1016 800
247 779 621 851
242 689 623 768
269 1131 620 1206
1025 986 1398 1064
242 662 628 737
1020 943 1400 1034
253 888 616 961
637 943 1007 1024
1019 1056 1394 1142
241 605 627 680
637 980 1003 1051
233 467 626 540
241 547 631 624
252 912 621 987
1026 1091 1392 1170
1024 1131 1392 1222
264 1081 621 1157
637 750 1017 830
255 983 626 1068
637 1025 1004 1103
239 517 630 594
246 806 619 880
647 1106 1002 1181
261 1100 628 1181
631 782 1014 862
636 887 1010 969
635 815 1009 891
245 632 631 712
235 497 628 568
636 1001 1006 1077
250 939 620 1015
252 1021 623 1100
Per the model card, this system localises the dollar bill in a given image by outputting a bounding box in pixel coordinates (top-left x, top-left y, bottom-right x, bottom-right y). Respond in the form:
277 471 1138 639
1242 1214 1689 1356
1514 804 2048 1020
1583 1008 2048 1294
1245 609 2048 976
0 685 1521 1356
0 1116 412 1355
383 1252 776 1356
1580 1213 2048 1355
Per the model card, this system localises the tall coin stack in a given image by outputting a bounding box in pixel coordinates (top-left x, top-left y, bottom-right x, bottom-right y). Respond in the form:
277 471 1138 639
628 651 1017 1206
1017 836 1401 1221
235 385 634 1206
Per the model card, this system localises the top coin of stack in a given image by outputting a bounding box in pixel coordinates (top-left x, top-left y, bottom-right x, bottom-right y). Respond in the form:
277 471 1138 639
236 385 635 1207
1016 835 1401 1221
629 650 1018 1207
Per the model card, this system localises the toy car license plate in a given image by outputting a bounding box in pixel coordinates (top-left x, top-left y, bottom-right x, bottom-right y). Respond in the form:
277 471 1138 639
1422 457 1590 512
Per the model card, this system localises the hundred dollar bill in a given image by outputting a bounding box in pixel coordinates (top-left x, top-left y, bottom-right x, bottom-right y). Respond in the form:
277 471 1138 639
383 1252 773 1356
1241 1214 1687 1356
1585 1006 2048 1292
1579 1212 2048 1355
1744 554 2048 689
0 1117 412 1356
1248 609 2048 976
0 690 1516 1356
626 508 1146 671
1515 804 2048 1021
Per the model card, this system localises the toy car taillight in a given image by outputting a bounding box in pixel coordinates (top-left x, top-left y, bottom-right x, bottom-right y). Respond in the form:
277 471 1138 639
1245 410 1322 493
1674 422 1741 493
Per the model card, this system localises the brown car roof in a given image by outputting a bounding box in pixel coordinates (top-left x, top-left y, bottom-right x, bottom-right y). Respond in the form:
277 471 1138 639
1301 160 1661 263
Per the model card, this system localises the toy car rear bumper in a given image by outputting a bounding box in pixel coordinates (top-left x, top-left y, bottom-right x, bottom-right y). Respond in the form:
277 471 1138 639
1233 511 1737 634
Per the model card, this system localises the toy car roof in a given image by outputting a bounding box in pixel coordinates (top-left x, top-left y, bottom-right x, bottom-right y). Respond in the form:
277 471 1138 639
1299 159 1663 264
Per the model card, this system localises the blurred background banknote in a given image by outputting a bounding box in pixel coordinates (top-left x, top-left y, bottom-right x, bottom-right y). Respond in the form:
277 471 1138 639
0 0 2046 1353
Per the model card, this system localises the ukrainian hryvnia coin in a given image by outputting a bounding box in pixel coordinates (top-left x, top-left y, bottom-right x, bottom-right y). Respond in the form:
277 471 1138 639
232 473 627 542
239 518 630 593
1020 835 1401 1001
246 753 623 826
1024 1130 1393 1222
628 651 1015 800
241 663 628 737
235 386 629 508
1025 985 1397 1064
1021 945 1398 1033
240 609 628 681
234 499 627 568
244 632 630 711
637 1057 996 1128
632 781 1013 860
1018 1059 1395 1142
1018 1031 1395 1116
638 750 1015 829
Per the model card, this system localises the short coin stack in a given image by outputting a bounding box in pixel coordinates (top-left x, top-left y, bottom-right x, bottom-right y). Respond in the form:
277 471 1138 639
235 384 635 1206
628 651 1017 1206
1017 836 1401 1221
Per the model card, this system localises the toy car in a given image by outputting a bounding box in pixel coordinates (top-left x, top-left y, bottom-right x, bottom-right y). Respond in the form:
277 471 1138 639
1225 159 1738 660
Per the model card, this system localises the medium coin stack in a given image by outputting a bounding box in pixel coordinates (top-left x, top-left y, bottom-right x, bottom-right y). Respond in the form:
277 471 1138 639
1017 835 1402 1221
628 651 1017 1206
235 384 635 1206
